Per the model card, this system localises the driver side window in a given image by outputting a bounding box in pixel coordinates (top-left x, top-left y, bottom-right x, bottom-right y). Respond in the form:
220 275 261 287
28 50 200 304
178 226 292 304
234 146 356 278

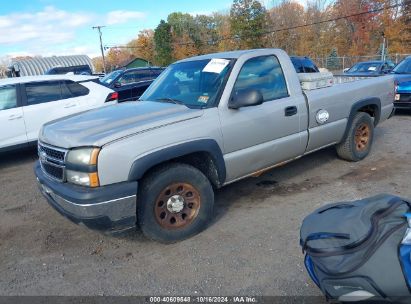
119 70 152 85
0 85 17 111
233 56 289 103
118 72 136 85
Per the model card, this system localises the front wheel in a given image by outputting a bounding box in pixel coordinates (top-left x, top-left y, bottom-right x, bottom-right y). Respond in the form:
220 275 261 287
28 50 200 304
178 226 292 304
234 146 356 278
336 112 374 162
138 163 214 243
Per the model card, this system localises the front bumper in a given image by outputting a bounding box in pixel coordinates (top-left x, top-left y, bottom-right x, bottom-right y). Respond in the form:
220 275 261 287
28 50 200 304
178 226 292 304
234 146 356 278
394 93 411 109
394 102 411 109
35 161 137 234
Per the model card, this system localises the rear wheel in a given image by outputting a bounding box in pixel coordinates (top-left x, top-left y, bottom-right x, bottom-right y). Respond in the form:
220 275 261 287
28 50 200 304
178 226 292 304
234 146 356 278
138 163 214 243
336 112 374 162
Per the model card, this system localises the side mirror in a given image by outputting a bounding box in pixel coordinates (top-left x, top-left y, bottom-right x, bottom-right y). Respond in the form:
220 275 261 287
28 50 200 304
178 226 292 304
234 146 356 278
114 81 122 88
343 68 349 73
229 89 264 109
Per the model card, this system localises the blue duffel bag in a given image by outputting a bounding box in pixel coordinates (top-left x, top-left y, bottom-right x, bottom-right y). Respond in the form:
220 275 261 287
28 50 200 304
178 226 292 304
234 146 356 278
300 194 411 303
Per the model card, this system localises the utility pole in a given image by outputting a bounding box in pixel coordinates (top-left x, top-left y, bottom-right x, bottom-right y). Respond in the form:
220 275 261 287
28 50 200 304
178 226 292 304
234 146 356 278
93 26 107 74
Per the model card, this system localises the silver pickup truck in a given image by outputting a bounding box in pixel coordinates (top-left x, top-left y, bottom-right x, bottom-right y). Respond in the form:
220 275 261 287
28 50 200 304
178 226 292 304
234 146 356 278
35 49 395 243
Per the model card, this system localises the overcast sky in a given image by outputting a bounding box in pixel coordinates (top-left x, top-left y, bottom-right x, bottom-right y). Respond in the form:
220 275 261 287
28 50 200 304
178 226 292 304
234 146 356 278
0 0 312 61
0 0 239 60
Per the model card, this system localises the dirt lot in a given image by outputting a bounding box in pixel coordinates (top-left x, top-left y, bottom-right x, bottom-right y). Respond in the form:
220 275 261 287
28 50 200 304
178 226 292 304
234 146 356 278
0 113 411 296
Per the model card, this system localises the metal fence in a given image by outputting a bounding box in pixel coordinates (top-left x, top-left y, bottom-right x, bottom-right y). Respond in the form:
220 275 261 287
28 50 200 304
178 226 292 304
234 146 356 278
313 54 411 72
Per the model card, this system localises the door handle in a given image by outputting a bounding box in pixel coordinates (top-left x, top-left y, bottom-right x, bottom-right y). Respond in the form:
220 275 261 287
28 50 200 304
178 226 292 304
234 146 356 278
285 106 298 117
64 103 77 108
8 114 23 120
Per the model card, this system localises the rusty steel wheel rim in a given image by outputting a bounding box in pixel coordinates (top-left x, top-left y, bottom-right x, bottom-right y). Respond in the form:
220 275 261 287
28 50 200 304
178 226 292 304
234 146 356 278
354 123 370 152
154 183 201 229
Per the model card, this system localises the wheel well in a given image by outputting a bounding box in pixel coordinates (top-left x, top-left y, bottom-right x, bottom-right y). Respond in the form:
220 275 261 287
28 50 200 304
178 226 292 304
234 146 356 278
340 100 381 144
357 104 380 126
141 152 222 188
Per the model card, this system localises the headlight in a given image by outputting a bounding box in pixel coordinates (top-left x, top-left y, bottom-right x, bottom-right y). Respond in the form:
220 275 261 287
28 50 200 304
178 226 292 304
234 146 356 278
66 170 100 187
66 147 100 166
66 147 100 187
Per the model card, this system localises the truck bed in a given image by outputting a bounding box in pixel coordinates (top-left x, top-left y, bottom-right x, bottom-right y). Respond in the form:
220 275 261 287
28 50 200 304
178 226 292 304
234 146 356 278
302 75 395 153
333 75 376 84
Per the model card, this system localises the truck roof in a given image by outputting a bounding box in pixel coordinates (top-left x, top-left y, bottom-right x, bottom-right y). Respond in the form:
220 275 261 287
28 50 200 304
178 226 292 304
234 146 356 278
176 48 282 63
0 74 99 86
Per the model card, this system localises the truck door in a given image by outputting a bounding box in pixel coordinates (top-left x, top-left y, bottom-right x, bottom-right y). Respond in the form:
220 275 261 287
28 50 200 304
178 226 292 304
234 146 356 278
219 55 308 181
0 84 27 149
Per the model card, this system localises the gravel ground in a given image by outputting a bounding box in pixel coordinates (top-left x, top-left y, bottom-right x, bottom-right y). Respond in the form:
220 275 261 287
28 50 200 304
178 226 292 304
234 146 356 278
0 113 410 297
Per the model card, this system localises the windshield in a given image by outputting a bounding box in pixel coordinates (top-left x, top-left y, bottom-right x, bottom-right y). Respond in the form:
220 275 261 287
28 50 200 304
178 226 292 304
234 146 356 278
392 58 411 74
100 70 123 85
347 62 381 73
140 58 233 108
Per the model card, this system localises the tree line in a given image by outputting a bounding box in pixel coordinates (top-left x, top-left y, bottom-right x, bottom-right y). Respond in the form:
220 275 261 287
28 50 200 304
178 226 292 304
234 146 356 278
94 0 411 71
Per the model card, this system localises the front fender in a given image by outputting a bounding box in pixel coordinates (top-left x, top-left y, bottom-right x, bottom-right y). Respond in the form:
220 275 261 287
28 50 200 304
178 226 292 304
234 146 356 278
128 139 226 185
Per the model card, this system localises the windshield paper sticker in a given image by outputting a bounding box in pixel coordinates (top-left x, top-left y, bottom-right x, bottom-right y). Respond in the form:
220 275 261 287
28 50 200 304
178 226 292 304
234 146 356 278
368 66 377 71
203 59 230 74
198 95 209 103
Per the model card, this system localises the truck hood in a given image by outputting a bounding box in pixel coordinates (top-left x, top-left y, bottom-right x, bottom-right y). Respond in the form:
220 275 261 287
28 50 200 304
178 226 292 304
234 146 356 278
392 74 411 83
397 80 411 93
40 101 203 148
394 74 411 93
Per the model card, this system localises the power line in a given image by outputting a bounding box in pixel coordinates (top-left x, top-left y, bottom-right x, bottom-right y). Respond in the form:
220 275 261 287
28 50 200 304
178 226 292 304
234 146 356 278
101 0 410 50
175 0 410 46
104 45 139 50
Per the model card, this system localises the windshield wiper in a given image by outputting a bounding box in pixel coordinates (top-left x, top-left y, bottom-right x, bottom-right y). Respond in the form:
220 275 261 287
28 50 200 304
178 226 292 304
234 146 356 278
155 98 187 106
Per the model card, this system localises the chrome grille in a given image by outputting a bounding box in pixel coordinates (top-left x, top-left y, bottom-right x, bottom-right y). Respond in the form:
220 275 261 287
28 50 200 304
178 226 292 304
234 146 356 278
399 93 411 103
41 162 64 180
38 142 67 182
38 144 65 161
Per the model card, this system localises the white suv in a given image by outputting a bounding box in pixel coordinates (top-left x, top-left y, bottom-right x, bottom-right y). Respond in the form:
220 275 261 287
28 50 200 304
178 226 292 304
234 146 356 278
0 75 118 151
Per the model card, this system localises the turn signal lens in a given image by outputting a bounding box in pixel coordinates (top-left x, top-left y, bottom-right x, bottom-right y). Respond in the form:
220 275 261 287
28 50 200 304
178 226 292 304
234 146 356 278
90 148 100 166
89 172 100 188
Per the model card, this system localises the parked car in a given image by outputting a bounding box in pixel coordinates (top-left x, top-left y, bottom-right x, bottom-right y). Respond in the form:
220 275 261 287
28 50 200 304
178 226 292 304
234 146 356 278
99 67 165 102
344 60 395 76
290 56 320 73
394 80 411 109
35 49 394 243
0 75 118 152
45 65 92 75
392 56 411 109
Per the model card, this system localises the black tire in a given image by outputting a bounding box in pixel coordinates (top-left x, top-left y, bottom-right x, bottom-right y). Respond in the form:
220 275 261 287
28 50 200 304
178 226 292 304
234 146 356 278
336 112 374 162
138 163 214 243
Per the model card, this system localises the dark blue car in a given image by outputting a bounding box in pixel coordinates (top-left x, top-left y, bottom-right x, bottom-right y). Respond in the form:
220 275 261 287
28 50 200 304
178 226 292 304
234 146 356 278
99 67 165 102
392 56 411 109
344 60 395 76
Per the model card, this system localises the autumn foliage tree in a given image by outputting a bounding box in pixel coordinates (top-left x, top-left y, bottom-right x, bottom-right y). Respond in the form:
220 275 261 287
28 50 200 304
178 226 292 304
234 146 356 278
154 20 173 66
127 29 156 64
167 13 201 60
105 47 133 71
267 1 305 53
93 0 411 69
230 0 268 49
